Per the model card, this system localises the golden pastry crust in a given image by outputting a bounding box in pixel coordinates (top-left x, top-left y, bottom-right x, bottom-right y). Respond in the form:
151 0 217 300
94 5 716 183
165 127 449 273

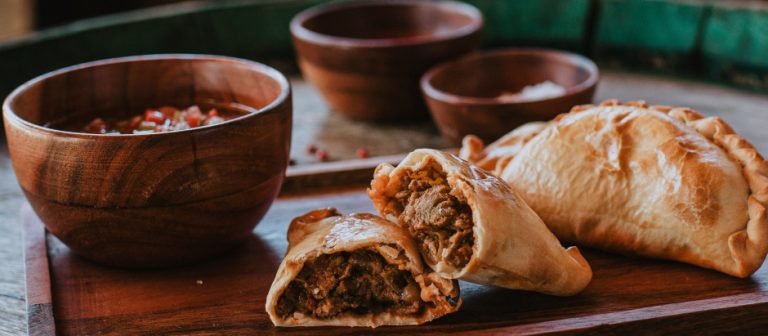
369 149 593 296
460 100 768 278
266 209 460 328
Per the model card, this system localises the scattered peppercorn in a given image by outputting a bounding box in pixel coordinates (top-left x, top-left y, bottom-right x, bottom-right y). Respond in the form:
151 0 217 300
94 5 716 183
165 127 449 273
306 144 318 154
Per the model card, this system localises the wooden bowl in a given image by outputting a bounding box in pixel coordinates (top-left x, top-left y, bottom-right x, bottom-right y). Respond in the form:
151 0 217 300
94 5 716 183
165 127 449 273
421 48 599 144
291 0 483 121
3 55 292 268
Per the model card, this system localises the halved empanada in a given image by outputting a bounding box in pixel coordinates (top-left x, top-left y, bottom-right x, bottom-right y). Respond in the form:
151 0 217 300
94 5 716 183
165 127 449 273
369 149 593 296
461 100 768 278
266 208 460 327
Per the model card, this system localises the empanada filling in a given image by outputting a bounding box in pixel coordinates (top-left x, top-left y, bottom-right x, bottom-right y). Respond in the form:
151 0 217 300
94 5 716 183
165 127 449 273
276 249 424 319
394 161 475 269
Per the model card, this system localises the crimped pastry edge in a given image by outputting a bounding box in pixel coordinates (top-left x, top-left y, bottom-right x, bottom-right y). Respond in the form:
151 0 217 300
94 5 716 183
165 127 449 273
461 99 768 277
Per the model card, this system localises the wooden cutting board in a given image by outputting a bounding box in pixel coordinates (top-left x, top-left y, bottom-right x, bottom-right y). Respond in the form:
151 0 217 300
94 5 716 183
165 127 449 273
24 156 768 335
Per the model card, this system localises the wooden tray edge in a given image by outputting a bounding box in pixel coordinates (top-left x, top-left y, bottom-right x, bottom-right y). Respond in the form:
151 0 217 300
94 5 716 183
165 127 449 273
281 153 406 195
484 292 768 335
23 201 56 336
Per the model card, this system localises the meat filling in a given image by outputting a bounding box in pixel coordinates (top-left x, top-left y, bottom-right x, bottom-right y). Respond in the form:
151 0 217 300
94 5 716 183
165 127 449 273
394 162 475 269
276 249 423 319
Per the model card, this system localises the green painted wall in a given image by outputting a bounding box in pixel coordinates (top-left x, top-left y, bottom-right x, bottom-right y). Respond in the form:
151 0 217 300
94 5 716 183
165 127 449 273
595 0 707 52
2 0 768 97
463 0 590 48
703 4 768 68
701 3 768 89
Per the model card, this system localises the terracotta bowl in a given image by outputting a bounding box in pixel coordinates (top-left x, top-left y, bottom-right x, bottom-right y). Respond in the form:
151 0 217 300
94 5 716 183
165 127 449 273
291 0 483 121
421 48 599 144
3 55 292 268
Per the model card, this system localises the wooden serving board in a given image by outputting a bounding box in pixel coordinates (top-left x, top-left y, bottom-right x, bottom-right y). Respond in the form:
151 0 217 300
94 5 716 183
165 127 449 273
24 156 768 335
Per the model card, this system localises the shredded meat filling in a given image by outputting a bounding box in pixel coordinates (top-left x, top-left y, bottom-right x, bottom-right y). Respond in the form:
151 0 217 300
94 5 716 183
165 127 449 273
395 164 475 269
276 250 423 319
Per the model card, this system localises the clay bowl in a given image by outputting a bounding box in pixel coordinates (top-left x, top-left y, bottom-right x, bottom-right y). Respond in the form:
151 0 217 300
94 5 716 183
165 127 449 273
291 0 483 121
3 55 292 268
421 48 599 144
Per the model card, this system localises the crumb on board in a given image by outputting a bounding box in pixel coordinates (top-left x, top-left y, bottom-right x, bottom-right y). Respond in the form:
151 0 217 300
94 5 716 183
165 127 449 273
356 147 369 158
316 149 329 161
306 143 318 154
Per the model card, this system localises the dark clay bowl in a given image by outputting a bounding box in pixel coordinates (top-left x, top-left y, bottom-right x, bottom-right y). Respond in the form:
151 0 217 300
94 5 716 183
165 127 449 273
291 0 483 121
3 55 292 268
421 48 599 144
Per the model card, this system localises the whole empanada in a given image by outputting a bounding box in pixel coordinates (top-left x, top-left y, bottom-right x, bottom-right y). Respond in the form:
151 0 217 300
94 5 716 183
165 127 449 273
266 208 460 327
461 100 768 278
369 149 593 296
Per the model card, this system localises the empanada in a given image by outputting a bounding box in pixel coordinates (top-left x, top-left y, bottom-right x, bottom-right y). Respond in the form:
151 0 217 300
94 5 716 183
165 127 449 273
369 149 593 295
461 100 768 278
266 208 460 327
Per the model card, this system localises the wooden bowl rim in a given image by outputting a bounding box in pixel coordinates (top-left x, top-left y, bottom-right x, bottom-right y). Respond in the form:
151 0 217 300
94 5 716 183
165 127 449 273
290 0 483 49
420 48 600 106
2 54 291 139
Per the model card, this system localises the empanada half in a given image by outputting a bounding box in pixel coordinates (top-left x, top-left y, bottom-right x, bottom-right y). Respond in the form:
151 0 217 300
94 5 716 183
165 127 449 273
266 208 460 327
461 100 768 278
369 149 593 296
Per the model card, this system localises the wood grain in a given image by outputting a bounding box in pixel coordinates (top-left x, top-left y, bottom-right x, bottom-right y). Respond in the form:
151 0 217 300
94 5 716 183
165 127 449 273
23 186 768 335
7 71 768 335
3 55 292 268
291 0 483 121
22 202 55 336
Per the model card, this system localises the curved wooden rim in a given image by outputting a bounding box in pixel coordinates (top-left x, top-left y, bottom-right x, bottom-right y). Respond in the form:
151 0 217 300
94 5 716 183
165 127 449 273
420 48 600 106
290 0 483 49
2 54 291 139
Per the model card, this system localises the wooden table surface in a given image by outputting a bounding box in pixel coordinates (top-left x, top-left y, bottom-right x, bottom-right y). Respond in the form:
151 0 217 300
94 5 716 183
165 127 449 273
2 70 768 334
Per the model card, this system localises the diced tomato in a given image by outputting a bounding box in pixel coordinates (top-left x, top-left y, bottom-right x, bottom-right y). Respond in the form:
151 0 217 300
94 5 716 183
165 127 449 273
316 149 329 162
76 105 237 134
187 115 201 128
185 106 204 127
144 110 166 124
356 147 369 158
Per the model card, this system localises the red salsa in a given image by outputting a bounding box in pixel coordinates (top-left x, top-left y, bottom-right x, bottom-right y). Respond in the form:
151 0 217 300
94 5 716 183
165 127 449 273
78 105 234 134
